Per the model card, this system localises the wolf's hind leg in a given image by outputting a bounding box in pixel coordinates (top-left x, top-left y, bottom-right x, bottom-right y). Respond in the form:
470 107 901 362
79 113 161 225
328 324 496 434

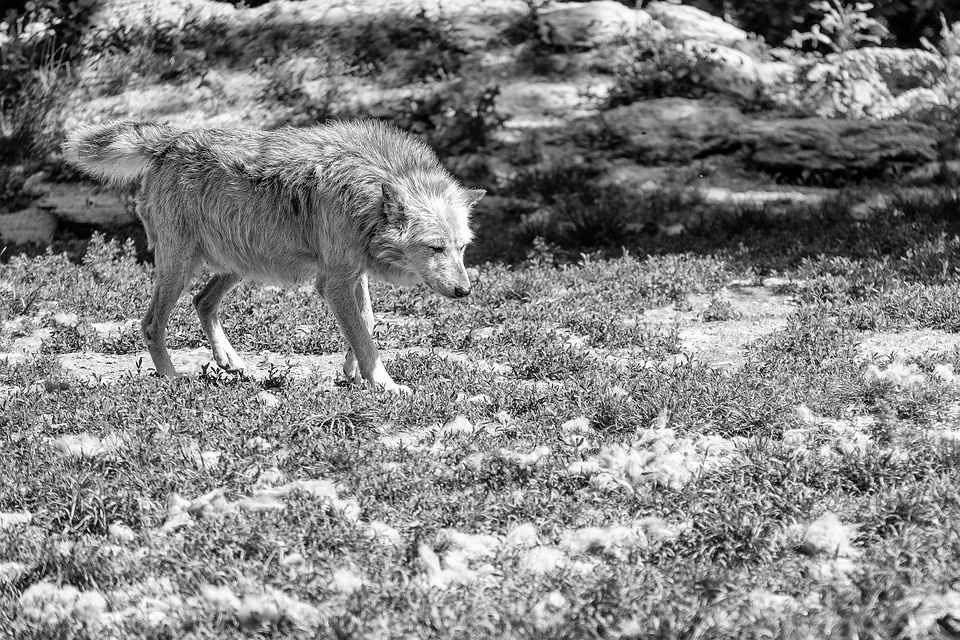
142 251 197 377
194 273 245 372
343 273 373 385
323 273 409 395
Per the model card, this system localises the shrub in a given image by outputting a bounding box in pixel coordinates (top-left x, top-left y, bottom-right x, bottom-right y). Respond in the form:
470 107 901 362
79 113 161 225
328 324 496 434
259 50 355 128
384 82 506 155
606 26 725 107
914 17 960 170
784 0 888 53
691 0 959 48
0 5 76 189
329 9 466 87
81 8 217 91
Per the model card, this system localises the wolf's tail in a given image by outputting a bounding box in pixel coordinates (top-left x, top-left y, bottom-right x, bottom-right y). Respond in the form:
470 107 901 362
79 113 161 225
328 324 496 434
62 121 175 186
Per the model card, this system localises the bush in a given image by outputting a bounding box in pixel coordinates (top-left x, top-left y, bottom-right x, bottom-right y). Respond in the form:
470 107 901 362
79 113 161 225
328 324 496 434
329 9 467 87
381 82 506 155
784 0 888 53
80 8 220 91
259 50 355 128
0 5 77 172
913 19 960 167
690 0 959 48
606 26 725 107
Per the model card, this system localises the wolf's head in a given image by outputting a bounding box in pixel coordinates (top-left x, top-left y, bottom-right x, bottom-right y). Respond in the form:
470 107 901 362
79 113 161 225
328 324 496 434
370 176 484 298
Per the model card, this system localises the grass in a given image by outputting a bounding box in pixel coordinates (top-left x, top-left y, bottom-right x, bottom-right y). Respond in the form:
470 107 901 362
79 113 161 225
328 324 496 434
5 0 960 633
3 187 960 637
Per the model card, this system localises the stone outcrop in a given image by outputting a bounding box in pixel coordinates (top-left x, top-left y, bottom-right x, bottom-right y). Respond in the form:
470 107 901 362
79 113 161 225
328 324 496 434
0 181 134 246
585 98 746 162
682 40 761 100
579 98 939 178
737 118 939 176
537 1 651 47
829 47 945 94
32 183 135 227
644 1 748 45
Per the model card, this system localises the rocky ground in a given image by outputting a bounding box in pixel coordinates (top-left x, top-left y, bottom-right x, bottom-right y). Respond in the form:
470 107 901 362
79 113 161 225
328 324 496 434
1 0 957 254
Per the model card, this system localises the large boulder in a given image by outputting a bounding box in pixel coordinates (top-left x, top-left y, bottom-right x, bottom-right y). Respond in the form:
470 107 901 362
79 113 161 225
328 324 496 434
682 40 761 100
580 99 939 179
497 80 600 121
33 183 135 226
584 97 746 162
538 1 651 47
738 118 939 178
828 47 945 95
644 1 747 45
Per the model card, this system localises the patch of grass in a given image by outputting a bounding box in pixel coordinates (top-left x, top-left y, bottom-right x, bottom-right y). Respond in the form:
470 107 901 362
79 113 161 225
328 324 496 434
6 188 960 638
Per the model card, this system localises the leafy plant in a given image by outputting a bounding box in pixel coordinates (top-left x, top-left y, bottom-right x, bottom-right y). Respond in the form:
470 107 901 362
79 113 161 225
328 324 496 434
785 0 888 52
385 82 506 155
260 50 355 128
915 16 960 175
330 8 466 87
606 25 725 107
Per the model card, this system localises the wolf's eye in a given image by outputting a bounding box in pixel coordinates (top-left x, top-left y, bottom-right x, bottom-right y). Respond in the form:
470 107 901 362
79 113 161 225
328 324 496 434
430 246 445 254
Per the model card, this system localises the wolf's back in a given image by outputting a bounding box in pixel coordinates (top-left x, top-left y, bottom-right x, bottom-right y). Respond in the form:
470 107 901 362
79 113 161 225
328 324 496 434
63 121 174 186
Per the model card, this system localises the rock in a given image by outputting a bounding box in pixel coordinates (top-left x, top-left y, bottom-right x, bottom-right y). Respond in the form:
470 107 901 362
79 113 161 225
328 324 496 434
0 208 57 246
538 1 651 47
756 61 796 85
798 48 947 118
279 56 330 85
497 81 597 120
700 186 826 209
588 98 938 178
199 69 226 92
738 118 938 177
887 86 947 116
35 182 135 226
904 160 960 185
22 172 51 196
645 1 747 45
828 47 945 95
583 97 745 163
683 40 760 100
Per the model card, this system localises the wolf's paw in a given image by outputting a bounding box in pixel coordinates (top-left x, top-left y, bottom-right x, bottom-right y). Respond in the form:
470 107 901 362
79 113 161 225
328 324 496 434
219 361 246 374
213 348 246 373
343 352 363 385
366 378 412 395
385 382 412 396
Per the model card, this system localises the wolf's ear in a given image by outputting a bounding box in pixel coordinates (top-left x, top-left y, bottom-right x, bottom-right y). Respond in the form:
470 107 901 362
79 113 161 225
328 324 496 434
464 188 486 208
381 183 405 224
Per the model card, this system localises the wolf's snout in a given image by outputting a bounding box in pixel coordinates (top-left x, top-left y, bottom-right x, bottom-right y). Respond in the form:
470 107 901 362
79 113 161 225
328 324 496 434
453 284 471 298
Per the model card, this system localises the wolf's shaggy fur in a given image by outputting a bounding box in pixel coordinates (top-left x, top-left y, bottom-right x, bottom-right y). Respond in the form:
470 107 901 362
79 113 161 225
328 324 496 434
63 119 484 393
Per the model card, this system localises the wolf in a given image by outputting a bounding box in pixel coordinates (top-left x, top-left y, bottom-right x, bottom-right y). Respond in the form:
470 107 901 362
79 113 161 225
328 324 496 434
62 119 484 394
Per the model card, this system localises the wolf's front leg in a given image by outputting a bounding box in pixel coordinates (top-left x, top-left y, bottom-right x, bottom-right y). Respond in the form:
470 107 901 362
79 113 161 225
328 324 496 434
322 275 410 395
343 273 373 385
